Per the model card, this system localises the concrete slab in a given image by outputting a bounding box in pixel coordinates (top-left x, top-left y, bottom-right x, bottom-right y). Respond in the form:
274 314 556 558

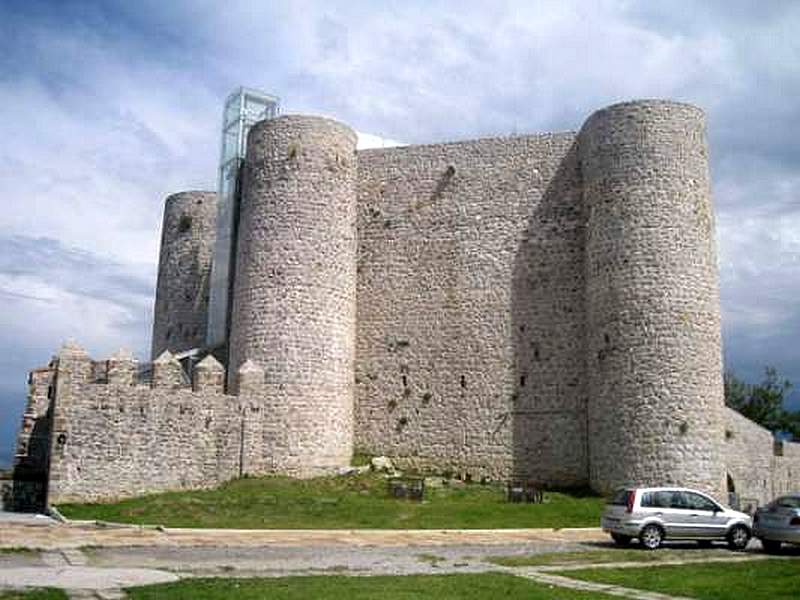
0 566 178 590
0 511 58 526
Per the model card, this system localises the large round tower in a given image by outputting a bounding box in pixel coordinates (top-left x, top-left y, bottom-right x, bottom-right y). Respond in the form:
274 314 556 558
151 190 217 359
229 115 358 475
580 100 725 497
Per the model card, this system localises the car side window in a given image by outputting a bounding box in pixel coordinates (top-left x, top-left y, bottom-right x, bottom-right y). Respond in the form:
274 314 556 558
641 492 669 508
670 491 689 509
652 491 671 508
685 492 718 512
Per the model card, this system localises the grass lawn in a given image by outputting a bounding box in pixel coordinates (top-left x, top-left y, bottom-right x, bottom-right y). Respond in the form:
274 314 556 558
559 558 800 600
488 547 738 567
0 590 67 600
126 573 611 599
57 472 603 529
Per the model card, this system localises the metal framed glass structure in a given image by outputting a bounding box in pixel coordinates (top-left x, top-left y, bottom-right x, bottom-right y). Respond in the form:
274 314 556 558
207 87 280 349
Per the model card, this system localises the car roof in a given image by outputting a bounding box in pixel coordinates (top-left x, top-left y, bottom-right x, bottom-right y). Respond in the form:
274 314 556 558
632 487 715 496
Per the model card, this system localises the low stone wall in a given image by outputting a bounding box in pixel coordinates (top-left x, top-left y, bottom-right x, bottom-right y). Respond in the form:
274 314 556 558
723 407 800 509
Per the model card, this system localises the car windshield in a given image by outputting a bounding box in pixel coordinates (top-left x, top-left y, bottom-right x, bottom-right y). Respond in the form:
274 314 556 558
775 496 800 509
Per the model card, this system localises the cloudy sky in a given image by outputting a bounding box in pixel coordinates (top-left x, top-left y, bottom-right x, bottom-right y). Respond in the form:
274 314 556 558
1 0 798 466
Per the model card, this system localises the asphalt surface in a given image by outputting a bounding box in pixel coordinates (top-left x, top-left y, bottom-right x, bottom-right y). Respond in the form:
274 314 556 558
1 514 795 595
0 515 606 590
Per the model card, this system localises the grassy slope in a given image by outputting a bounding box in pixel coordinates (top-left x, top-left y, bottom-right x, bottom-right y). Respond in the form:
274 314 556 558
58 472 602 529
561 559 800 600
127 573 611 599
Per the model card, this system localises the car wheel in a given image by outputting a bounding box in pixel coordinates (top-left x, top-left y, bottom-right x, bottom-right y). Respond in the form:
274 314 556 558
611 533 632 546
727 525 750 551
761 539 782 553
639 524 664 550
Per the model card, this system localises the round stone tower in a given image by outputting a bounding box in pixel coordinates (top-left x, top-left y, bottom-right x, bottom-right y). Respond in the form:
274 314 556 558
151 190 217 359
229 115 358 475
580 100 725 498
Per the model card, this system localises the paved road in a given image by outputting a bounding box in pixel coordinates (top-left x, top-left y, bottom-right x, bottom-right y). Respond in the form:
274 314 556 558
1 540 788 599
0 518 605 592
1 518 793 598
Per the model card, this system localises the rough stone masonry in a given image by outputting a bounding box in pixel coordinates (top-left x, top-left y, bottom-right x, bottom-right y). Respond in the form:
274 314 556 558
10 99 800 510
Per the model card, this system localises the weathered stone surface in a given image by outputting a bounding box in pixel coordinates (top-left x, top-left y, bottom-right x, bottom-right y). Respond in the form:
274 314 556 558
107 348 137 386
228 115 358 476
581 100 725 498
724 407 800 509
355 131 586 485
193 354 225 393
370 456 394 472
151 191 217 359
151 350 185 389
235 359 264 396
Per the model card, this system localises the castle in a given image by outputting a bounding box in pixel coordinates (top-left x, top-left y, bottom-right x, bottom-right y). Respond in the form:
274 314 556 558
9 98 800 512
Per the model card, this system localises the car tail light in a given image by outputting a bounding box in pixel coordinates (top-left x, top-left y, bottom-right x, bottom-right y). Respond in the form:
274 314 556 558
626 491 635 513
790 517 800 526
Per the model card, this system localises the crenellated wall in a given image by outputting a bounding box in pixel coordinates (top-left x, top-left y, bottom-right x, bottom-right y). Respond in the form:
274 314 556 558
18 344 286 504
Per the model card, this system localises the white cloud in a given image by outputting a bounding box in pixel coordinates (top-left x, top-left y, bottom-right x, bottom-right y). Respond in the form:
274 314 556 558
355 132 405 150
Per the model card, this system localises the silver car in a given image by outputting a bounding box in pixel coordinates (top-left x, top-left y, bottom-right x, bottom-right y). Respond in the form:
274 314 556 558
601 487 752 550
753 493 800 552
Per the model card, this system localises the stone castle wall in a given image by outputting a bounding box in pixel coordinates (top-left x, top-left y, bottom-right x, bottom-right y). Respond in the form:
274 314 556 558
228 115 358 475
7 361 57 511
151 191 217 359
581 101 725 497
724 407 800 510
354 133 588 485
36 346 295 504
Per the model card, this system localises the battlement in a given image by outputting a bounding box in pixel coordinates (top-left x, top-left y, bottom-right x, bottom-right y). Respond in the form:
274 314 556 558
13 342 290 503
